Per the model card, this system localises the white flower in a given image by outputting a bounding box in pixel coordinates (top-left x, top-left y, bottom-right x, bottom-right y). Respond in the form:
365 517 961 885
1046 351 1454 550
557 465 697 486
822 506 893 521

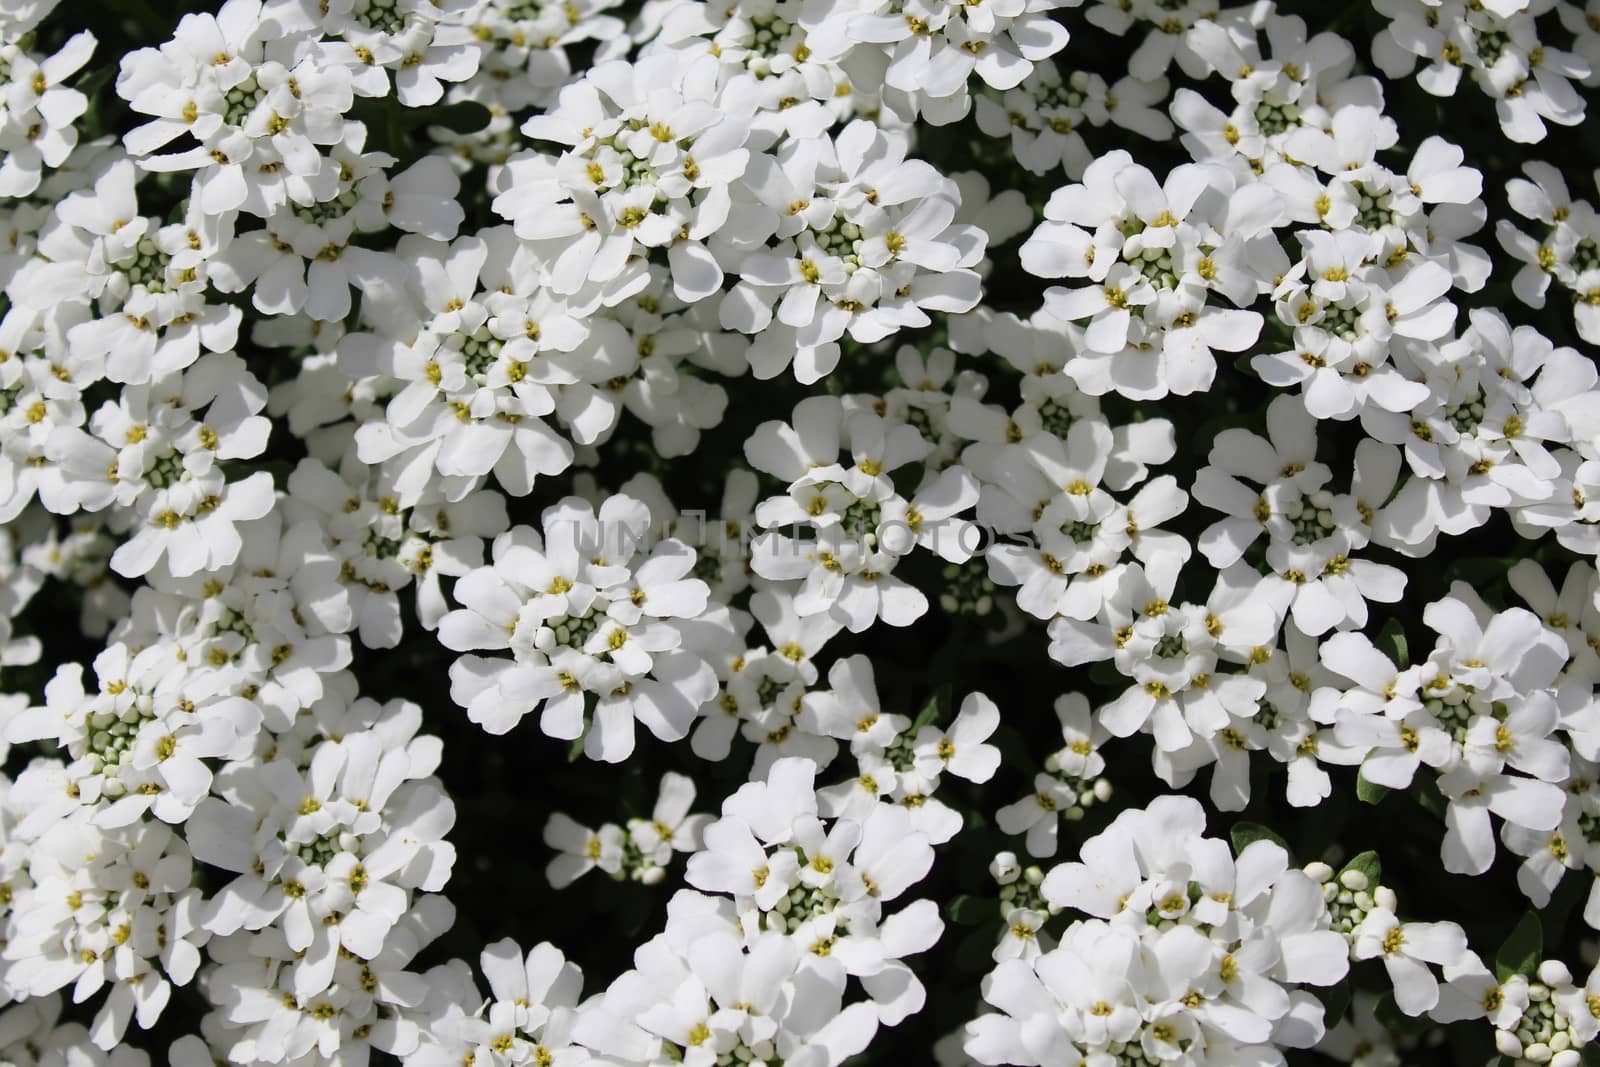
994 693 1112 850
0 31 95 196
1048 560 1289 752
410 938 587 1067
46 354 275 579
1437 750 1565 876
0 994 151 1067
493 51 754 301
1497 162 1600 343
189 727 454 1001
343 230 579 499
2 814 209 1049
846 0 1074 124
440 494 729 758
1371 0 1589 142
575 927 879 1067
1432 952 1531 1027
718 120 985 382
200 894 451 1063
977 67 1170 178
1351 908 1470 1016
8 647 258 825
285 0 483 107
543 813 625 888
628 771 712 872
284 457 507 647
744 395 979 632
1193 395 1406 636
0 305 94 523
1256 229 1452 422
117 1 356 213
21 157 241 386
5 1 1600 1060
975 795 1347 1064
974 416 1190 623
1022 150 1280 399
912 693 1001 784
1083 0 1257 80
995 777 1071 858
211 133 463 315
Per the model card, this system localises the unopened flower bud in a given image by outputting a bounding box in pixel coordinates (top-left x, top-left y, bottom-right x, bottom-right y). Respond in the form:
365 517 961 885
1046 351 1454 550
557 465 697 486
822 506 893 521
990 851 1020 884
1496 1029 1525 1058
1538 960 1573 987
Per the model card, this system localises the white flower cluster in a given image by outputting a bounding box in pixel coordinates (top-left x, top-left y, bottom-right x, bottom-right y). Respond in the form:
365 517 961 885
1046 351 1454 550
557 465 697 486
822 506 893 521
0 0 1596 1063
1372 0 1589 143
1499 161 1600 345
968 796 1353 1065
543 769 707 886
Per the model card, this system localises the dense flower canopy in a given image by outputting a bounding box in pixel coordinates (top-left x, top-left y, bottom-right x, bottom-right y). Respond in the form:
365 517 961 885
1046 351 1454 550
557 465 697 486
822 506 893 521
0 0 1598 1064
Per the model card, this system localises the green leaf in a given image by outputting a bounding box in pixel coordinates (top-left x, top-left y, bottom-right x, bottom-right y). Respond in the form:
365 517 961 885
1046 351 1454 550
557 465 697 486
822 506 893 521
1414 783 1447 819
72 63 114 99
1375 618 1409 669
1355 771 1390 805
1230 822 1290 856
1494 912 1543 983
1339 851 1382 889
945 894 992 926
1374 990 1407 1028
912 684 952 732
411 100 494 134
567 736 586 763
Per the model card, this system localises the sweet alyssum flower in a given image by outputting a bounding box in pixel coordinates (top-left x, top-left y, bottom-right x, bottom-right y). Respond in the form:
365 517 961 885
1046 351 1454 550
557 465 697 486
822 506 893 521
970 796 1350 1065
0 30 95 197
1193 395 1407 636
744 394 980 632
20 156 241 387
844 0 1074 125
117 0 357 214
493 50 756 302
1371 0 1589 143
46 353 276 579
717 119 987 383
342 229 580 500
439 494 733 759
1020 150 1281 399
1047 557 1290 753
